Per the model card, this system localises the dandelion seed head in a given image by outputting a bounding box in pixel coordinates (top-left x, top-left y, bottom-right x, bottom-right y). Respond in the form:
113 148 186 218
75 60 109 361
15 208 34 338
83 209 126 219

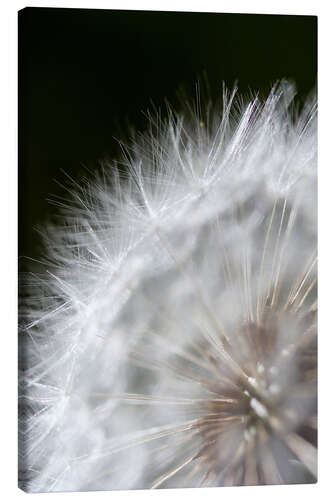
20 81 317 491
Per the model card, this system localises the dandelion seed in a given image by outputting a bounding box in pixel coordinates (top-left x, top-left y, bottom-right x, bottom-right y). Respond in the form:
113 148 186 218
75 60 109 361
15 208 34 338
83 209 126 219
19 81 317 492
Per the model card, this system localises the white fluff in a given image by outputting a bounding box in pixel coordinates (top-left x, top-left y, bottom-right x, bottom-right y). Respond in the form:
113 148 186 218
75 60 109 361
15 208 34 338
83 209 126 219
20 82 317 492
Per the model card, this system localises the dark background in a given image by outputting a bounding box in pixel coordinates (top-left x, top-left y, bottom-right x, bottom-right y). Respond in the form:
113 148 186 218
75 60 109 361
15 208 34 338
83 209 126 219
18 8 317 264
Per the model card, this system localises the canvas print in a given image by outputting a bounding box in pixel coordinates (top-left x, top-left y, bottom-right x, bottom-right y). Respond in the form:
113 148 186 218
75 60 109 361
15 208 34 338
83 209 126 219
18 8 317 492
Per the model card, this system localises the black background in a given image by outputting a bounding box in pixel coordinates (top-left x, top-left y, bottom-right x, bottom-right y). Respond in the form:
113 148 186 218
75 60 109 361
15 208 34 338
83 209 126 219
18 8 317 264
